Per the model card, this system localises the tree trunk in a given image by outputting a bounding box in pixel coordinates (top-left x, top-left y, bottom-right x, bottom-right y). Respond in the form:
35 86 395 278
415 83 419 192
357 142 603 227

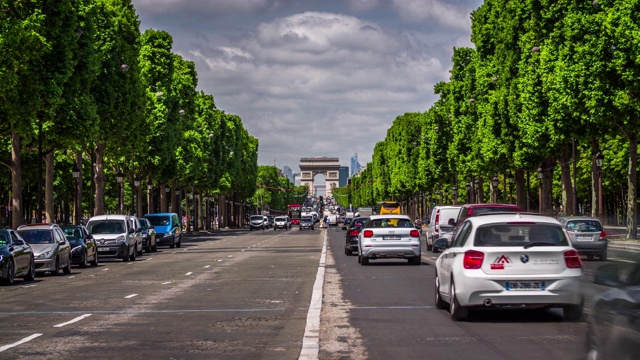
94 143 106 216
11 131 23 229
591 139 600 218
75 151 83 224
45 150 54 223
185 190 191 232
515 169 527 211
542 157 555 216
559 144 574 216
626 133 638 239
160 184 167 213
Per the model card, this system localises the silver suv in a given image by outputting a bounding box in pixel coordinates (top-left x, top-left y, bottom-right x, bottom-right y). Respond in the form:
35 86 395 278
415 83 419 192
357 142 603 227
86 215 142 262
426 206 461 253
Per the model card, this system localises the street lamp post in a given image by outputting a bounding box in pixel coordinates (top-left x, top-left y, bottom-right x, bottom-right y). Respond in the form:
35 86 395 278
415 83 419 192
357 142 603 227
147 182 154 214
175 189 181 223
165 186 171 212
507 173 514 205
452 185 458 205
474 179 480 203
537 167 543 214
491 175 499 203
465 183 471 204
595 152 605 221
134 177 141 216
116 171 124 214
72 164 81 224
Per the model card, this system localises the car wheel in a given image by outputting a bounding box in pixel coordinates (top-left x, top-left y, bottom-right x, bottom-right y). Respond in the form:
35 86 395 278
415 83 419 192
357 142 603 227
24 257 36 281
130 246 137 261
169 238 176 248
599 252 607 261
360 256 369 265
52 257 60 275
91 251 99 267
434 275 447 309
357 254 361 263
176 237 181 248
2 259 15 285
426 242 433 252
345 248 350 256
152 240 158 252
63 256 72 274
311 226 314 230
449 281 468 321
563 300 584 321
410 255 421 265
80 251 88 268
137 241 144 256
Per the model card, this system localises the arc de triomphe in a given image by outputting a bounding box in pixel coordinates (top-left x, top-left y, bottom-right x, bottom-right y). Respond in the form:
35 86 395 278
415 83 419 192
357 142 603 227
299 157 340 197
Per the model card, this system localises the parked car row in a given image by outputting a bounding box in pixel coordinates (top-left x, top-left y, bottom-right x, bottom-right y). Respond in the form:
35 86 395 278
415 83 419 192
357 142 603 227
0 212 182 286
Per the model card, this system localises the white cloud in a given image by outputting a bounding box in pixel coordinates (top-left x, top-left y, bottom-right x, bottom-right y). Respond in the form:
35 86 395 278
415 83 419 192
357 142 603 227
390 0 474 31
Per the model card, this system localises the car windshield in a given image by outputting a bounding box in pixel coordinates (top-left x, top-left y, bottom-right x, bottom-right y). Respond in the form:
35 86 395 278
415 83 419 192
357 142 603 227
146 216 170 226
301 216 312 221
250 216 264 221
0 232 8 245
139 220 149 230
87 220 126 234
61 227 83 239
18 229 55 244
369 218 413 228
473 223 569 247
275 217 286 221
566 220 602 232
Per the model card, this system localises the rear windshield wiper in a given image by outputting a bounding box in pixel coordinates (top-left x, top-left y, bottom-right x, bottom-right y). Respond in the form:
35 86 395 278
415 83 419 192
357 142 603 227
524 242 558 249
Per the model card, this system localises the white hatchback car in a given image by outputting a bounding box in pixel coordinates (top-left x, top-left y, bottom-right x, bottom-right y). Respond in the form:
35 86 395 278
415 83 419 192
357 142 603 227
434 213 584 321
358 215 421 265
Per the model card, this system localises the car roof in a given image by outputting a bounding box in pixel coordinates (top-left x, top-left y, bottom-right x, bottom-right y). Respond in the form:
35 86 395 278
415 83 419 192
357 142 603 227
17 223 60 230
433 205 461 210
144 213 176 217
368 214 411 220
462 203 522 209
466 213 561 226
88 215 129 220
559 216 601 222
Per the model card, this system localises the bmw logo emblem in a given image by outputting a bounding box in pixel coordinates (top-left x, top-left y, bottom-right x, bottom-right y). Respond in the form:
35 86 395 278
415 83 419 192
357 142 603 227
520 254 529 263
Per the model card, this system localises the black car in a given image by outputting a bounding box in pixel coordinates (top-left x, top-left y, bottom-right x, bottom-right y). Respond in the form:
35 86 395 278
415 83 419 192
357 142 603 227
61 225 98 268
139 218 157 253
586 261 640 359
342 217 369 256
299 216 314 230
0 229 36 285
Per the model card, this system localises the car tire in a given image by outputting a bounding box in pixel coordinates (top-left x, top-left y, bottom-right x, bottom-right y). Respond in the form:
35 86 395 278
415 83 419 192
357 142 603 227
80 251 88 268
52 257 60 275
563 300 584 321
24 257 36 281
137 241 144 256
426 242 432 252
130 245 137 261
449 281 468 321
152 241 158 252
360 256 369 265
2 259 15 285
434 275 447 309
63 257 72 274
169 239 176 248
123 246 131 262
176 236 181 248
599 252 607 261
91 251 99 267
311 226 314 230
345 248 350 256
410 255 421 265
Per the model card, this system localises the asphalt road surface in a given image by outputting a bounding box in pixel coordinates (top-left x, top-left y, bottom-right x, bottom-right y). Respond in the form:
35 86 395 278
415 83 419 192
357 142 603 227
0 226 625 359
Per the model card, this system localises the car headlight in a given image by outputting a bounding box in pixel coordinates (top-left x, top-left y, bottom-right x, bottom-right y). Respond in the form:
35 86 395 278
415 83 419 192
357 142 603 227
142 234 149 239
71 245 83 254
37 250 54 259
115 235 125 243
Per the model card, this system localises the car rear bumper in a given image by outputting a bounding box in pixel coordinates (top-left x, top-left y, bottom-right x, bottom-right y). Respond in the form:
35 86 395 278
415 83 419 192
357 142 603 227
360 246 421 259
96 243 129 259
571 241 607 255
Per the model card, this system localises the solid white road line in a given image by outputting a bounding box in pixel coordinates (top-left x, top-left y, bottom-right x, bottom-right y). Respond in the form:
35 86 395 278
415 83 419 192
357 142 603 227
53 314 92 328
299 230 327 360
0 333 43 352
124 294 138 299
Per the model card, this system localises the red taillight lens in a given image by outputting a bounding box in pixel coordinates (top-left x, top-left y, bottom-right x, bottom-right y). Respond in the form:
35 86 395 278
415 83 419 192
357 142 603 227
434 211 440 233
599 231 607 241
564 250 582 268
348 230 361 238
363 230 374 238
410 230 420 237
463 250 484 269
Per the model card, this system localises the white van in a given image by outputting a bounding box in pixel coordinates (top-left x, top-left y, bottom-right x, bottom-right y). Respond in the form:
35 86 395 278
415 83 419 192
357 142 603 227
426 206 461 253
86 214 143 261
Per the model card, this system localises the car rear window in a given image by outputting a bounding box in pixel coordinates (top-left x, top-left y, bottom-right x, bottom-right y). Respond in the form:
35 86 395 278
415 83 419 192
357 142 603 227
473 223 568 247
250 215 263 221
439 208 460 225
275 217 286 221
369 218 413 228
459 205 520 223
566 220 602 232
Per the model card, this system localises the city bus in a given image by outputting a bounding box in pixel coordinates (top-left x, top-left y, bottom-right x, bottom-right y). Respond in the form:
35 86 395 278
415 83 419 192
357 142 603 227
288 204 302 225
375 201 402 215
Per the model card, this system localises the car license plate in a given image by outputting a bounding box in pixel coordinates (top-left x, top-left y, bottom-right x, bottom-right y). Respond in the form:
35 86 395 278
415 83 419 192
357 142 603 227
577 235 592 241
383 235 401 240
98 248 110 252
505 281 545 291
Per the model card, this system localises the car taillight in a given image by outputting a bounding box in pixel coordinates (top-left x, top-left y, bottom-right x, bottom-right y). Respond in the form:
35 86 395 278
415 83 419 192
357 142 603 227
463 250 484 269
564 250 582 268
410 230 420 237
599 231 607 241
348 230 361 238
363 230 374 238
434 210 440 233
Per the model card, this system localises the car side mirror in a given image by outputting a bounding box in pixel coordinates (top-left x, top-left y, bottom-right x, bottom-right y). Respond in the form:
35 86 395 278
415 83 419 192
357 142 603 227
448 218 456 226
433 238 448 250
58 239 67 245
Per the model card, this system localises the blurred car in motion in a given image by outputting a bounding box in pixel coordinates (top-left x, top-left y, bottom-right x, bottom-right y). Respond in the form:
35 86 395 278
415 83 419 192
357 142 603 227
357 215 421 265
249 215 267 230
0 229 36 285
342 216 369 256
434 213 583 321
586 261 640 359
426 206 461 253
274 216 290 230
139 217 157 253
299 216 315 230
17 223 72 275
559 216 607 261
60 225 98 268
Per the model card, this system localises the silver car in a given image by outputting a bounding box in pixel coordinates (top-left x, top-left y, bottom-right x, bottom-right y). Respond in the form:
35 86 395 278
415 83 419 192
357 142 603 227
426 206 461 253
17 223 71 275
559 216 607 260
358 215 421 265
86 215 141 262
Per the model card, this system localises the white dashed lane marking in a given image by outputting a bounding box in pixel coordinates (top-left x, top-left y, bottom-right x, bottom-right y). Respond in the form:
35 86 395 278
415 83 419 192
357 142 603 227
53 314 92 328
124 294 138 299
185 272 193 276
0 334 43 353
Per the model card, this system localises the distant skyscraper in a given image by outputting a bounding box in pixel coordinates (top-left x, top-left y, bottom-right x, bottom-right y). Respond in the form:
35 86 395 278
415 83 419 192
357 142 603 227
339 166 349 187
350 153 362 177
283 166 294 184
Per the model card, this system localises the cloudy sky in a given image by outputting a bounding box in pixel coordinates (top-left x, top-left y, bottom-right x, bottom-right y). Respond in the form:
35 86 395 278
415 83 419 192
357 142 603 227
131 0 483 174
